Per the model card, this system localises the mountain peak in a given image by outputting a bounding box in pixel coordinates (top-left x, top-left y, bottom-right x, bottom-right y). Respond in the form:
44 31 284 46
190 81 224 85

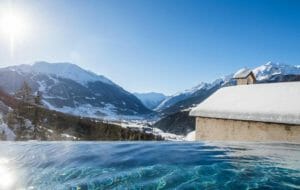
33 61 81 70
11 61 115 86
265 61 275 66
253 62 300 80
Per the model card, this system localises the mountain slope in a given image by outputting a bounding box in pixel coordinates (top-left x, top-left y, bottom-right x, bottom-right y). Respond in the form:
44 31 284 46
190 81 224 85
8 61 114 85
154 62 300 135
134 92 166 110
0 89 160 141
154 83 208 111
253 62 300 81
152 111 195 135
157 62 300 116
156 75 235 115
0 62 151 120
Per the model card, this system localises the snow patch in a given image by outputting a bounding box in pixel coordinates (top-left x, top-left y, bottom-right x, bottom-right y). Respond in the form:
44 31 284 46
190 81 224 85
37 80 47 92
42 100 145 121
0 114 16 140
61 133 77 140
185 131 195 141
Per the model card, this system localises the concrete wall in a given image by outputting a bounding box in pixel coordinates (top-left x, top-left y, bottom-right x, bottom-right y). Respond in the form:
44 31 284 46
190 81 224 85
195 117 300 143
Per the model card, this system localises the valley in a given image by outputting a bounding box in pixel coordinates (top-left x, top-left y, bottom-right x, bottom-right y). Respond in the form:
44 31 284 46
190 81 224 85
0 61 300 141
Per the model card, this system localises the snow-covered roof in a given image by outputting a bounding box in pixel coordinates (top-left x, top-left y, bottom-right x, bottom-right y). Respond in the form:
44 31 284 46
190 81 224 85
189 82 300 125
233 68 253 79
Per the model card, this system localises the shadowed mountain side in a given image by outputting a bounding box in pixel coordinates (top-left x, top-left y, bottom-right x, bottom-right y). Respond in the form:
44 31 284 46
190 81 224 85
153 111 195 135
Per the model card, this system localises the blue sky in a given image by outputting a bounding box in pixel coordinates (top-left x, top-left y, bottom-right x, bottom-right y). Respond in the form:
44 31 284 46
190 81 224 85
0 0 299 95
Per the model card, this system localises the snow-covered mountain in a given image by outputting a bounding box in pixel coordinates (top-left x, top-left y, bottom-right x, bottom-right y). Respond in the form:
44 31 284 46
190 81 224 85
0 62 151 120
253 61 300 80
154 62 300 135
8 61 114 86
156 62 300 115
155 75 234 114
133 92 167 110
155 83 207 111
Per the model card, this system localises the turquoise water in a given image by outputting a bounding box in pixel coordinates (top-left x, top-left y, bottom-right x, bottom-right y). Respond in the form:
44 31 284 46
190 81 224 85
0 142 299 190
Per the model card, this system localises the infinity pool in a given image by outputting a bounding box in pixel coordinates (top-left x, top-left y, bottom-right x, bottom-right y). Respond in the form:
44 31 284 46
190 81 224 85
0 142 299 189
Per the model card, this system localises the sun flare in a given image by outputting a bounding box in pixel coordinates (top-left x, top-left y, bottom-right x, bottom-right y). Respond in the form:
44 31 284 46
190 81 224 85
0 159 15 190
0 8 30 56
2 13 23 36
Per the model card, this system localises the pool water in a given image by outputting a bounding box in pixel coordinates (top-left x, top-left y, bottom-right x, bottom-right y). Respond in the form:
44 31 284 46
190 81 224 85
0 142 299 190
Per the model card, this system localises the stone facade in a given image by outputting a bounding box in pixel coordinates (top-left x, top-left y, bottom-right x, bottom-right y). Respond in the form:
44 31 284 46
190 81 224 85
195 117 300 143
236 73 256 85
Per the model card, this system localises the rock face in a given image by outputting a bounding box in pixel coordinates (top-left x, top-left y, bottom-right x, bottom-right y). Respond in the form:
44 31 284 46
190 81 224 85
0 62 151 120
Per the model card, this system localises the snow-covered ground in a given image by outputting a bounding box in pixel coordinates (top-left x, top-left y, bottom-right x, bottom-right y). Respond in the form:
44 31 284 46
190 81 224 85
42 100 147 122
0 114 16 141
118 120 193 141
185 131 195 141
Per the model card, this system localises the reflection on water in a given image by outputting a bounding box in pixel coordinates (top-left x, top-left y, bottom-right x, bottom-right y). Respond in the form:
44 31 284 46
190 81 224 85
0 158 15 190
0 142 299 189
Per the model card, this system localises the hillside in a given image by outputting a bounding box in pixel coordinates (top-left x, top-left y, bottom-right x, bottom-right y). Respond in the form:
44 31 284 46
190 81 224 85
0 90 161 141
156 76 235 116
0 62 151 120
152 111 195 135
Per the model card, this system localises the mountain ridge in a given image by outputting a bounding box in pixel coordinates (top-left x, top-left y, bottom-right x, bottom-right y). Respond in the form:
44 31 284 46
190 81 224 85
154 61 300 135
156 62 300 115
0 62 152 120
6 61 115 86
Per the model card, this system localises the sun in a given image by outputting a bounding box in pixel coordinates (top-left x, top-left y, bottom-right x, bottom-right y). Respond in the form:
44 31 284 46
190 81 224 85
1 12 26 37
0 7 30 56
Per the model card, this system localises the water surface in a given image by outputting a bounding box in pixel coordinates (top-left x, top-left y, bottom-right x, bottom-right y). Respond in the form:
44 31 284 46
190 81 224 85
0 142 299 190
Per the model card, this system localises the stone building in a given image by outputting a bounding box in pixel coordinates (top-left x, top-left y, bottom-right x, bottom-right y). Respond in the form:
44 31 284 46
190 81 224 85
233 68 256 85
189 81 300 143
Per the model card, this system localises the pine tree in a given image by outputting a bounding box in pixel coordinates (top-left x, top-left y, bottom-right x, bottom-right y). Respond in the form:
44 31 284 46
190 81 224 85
0 130 5 140
18 81 33 102
35 91 43 105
